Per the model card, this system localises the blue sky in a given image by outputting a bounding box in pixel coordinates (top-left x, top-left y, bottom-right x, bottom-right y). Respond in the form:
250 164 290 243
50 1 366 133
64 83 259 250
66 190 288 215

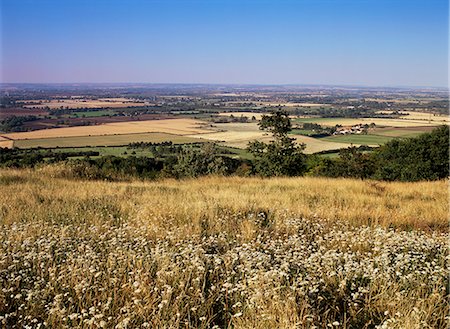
1 0 448 87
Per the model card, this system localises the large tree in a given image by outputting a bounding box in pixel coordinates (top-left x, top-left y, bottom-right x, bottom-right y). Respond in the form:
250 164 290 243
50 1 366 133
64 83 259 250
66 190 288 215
248 109 306 176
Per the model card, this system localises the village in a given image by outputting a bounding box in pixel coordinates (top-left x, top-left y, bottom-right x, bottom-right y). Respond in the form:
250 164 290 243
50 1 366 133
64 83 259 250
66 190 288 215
333 123 371 135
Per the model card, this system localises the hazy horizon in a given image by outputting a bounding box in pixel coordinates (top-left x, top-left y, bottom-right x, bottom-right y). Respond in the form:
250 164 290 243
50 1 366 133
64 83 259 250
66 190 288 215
1 0 448 87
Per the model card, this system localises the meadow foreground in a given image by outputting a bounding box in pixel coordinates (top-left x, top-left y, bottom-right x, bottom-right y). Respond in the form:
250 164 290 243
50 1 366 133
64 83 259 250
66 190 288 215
0 169 448 328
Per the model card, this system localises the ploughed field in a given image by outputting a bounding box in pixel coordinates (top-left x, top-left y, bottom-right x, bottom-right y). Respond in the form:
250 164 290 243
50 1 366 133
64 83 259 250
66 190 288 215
0 169 448 328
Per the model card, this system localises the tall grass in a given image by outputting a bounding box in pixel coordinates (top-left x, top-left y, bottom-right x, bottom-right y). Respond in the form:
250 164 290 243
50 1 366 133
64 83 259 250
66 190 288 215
0 168 448 328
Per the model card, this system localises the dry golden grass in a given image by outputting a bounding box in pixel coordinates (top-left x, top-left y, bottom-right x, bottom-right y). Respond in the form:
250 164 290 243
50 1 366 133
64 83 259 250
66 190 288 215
3 118 210 140
1 169 447 231
0 169 448 328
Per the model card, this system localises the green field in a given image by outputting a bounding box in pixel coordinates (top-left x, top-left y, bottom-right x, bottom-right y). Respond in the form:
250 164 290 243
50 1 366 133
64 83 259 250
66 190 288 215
45 145 249 159
320 126 435 146
321 134 394 145
290 129 317 136
46 146 154 158
218 146 253 160
14 132 204 149
69 110 118 118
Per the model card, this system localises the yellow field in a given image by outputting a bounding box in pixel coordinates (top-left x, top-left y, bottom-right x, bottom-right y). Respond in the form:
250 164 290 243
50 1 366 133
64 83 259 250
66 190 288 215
19 97 153 109
13 132 204 149
375 111 449 123
293 135 353 153
400 111 449 123
296 117 443 127
0 140 13 148
192 130 273 148
0 170 447 328
2 118 210 141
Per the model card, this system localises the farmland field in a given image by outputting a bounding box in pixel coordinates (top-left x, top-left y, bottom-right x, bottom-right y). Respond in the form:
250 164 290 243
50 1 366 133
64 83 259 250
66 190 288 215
13 132 204 148
399 111 449 123
321 126 440 146
3 118 210 140
370 126 436 137
321 134 394 145
70 109 118 117
0 140 13 148
294 117 443 127
217 111 265 120
19 97 152 109
293 134 354 153
256 102 326 107
187 122 354 152
48 146 155 158
0 170 447 328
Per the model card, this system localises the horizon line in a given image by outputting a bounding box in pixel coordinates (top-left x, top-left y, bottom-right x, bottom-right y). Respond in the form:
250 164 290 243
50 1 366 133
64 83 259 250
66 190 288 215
0 82 448 90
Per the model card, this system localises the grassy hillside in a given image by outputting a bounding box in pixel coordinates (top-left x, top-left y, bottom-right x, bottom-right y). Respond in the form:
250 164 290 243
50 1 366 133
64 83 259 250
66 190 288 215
0 169 448 328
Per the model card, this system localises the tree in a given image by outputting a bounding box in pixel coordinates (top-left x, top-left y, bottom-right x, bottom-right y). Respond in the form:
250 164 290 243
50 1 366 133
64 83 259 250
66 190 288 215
373 125 449 181
248 109 306 176
172 143 239 178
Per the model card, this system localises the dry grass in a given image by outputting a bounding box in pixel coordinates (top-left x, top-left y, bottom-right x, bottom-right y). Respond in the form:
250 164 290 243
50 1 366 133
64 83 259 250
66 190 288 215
0 169 448 328
1 169 447 231
3 119 210 141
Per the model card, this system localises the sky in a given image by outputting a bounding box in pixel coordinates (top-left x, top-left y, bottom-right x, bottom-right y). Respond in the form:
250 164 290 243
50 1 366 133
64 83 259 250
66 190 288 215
1 0 448 87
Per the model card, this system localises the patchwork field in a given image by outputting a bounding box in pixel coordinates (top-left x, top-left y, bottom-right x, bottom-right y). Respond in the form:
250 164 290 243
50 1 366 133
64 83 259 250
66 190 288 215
13 132 204 149
19 97 152 109
2 112 443 153
188 122 354 152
